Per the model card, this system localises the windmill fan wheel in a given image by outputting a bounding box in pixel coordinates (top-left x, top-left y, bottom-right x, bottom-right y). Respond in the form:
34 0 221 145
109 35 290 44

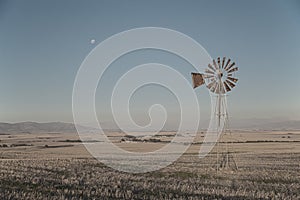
204 57 238 94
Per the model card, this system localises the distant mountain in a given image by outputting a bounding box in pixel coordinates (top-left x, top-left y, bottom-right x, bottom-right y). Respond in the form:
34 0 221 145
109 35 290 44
222 119 300 131
198 118 300 131
0 122 91 134
242 120 300 131
0 119 299 134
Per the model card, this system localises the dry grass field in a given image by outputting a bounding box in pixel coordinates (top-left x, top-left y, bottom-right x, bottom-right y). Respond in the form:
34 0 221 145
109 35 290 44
0 131 299 199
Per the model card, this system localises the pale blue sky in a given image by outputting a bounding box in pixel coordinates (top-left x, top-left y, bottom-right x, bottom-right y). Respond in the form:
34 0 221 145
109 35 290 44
1 0 300 126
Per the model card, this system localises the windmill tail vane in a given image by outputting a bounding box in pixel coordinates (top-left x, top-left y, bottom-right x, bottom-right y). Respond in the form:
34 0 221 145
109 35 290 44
191 72 205 89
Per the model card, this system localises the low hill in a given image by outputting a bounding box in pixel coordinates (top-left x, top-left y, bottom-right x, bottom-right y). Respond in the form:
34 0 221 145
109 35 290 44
0 122 80 134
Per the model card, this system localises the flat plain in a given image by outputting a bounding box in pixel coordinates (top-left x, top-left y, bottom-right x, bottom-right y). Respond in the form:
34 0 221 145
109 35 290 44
0 130 299 199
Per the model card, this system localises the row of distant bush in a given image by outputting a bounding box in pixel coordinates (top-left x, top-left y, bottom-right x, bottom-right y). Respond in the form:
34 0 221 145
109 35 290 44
0 143 32 148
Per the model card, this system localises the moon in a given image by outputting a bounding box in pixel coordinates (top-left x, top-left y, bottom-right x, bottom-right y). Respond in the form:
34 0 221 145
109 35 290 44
90 39 96 44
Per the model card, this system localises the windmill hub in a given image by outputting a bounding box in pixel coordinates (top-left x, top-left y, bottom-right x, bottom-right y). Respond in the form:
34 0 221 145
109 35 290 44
217 70 223 79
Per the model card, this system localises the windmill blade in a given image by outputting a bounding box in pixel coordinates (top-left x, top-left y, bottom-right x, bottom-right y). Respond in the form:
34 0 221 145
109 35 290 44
225 79 236 88
227 77 238 83
207 80 216 90
207 80 218 93
217 57 221 69
224 59 231 70
205 69 215 74
226 62 235 71
213 59 219 70
203 74 214 79
227 67 238 74
222 57 226 68
208 64 216 72
223 81 231 92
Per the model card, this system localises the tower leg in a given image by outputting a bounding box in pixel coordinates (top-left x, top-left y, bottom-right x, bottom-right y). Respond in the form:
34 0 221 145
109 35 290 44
214 95 238 171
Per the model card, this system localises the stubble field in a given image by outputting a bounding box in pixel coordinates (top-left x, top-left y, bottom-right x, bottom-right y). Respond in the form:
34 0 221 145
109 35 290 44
0 131 299 199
